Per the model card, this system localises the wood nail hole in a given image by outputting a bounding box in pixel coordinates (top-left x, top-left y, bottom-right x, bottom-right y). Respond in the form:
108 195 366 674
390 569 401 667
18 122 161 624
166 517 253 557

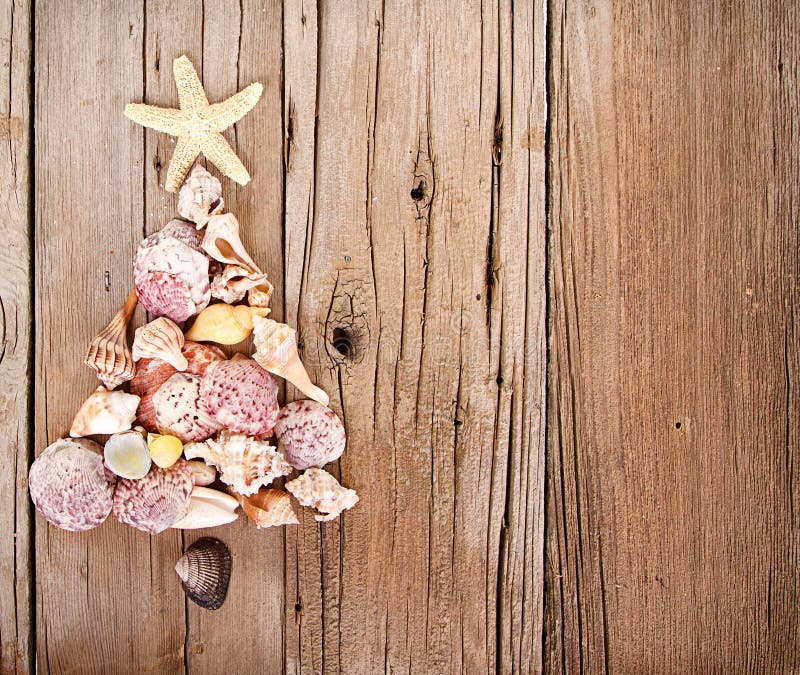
675 421 682 429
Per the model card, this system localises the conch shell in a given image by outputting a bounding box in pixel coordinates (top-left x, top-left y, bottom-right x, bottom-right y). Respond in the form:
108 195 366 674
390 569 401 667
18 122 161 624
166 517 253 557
84 289 138 389
251 316 329 406
175 537 231 610
70 386 140 437
177 165 224 228
275 400 346 470
153 373 222 442
185 304 270 345
285 468 359 522
28 438 116 531
171 487 239 529
104 430 151 479
132 317 187 371
183 431 292 496
210 265 269 304
232 488 298 529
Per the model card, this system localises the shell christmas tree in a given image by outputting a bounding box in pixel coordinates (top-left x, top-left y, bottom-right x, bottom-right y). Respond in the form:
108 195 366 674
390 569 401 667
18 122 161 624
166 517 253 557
27 55 358 611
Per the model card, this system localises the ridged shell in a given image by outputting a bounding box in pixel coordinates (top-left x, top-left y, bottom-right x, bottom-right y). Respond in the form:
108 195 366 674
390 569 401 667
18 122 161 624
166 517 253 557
233 488 298 529
184 431 292 496
84 289 138 389
28 438 116 531
153 373 222 442
210 265 269 304
133 318 188 371
70 386 140 438
275 400 346 470
112 458 193 534
177 165 224 228
198 359 280 436
175 537 231 610
104 430 151 479
285 468 359 522
172 487 239 529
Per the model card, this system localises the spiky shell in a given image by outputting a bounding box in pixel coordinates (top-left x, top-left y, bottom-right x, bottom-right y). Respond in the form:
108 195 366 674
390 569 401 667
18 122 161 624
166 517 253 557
153 373 222 443
132 317 187 371
104 430 151 479
275 400 346 470
28 438 116 531
112 458 193 534
175 537 231 610
84 290 138 389
210 264 269 304
234 488 298 529
285 468 359 522
177 166 224 228
183 431 292 496
69 386 140 438
171 487 239 529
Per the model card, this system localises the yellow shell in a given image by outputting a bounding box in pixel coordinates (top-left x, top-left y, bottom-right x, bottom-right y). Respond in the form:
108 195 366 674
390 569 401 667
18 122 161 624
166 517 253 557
185 304 270 345
147 433 184 469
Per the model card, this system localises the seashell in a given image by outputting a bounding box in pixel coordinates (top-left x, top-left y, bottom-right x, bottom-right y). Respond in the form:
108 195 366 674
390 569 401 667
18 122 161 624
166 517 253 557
198 359 280 436
185 304 270 345
147 433 184 469
285 468 359 522
70 386 140 437
175 537 231 610
28 438 116 531
210 264 270 304
177 165 224 228
232 488 298 529
132 318 188 371
187 460 217 486
172 487 239 529
84 289 138 389
247 282 273 309
104 430 151 479
201 213 260 271
251 316 329 406
275 400 346 470
153 373 222 442
112 458 194 534
184 431 292 496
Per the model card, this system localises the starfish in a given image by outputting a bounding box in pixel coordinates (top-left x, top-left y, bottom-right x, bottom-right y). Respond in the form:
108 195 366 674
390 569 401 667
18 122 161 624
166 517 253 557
125 55 263 192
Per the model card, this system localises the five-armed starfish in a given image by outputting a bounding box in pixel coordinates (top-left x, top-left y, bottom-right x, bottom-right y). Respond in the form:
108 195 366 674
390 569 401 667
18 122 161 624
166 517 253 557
125 55 263 192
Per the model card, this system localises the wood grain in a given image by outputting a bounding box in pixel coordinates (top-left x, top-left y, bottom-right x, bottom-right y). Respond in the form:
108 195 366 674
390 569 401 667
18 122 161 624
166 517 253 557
544 0 800 671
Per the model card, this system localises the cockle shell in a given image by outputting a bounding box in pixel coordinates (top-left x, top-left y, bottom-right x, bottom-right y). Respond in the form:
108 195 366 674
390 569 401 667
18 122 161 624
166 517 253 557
198 359 280 436
147 433 184 469
285 468 359 522
104 430 151 479
28 438 116 531
275 400 346 470
175 537 231 610
187 460 217 486
84 289 138 389
70 386 140 438
210 265 269 304
184 431 292 496
252 316 329 406
177 165 224 228
232 488 298 529
185 304 270 345
112 458 194 534
172 487 239 529
132 318 188 371
153 373 222 442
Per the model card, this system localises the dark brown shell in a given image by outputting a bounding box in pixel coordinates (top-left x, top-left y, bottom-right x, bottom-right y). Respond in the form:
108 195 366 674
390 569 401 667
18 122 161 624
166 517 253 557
175 537 231 610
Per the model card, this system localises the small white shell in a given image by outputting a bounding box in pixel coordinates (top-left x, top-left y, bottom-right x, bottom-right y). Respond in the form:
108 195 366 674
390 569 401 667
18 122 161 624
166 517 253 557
177 165 224 228
132 317 188 371
69 386 140 438
104 430 151 479
285 468 359 522
171 486 239 529
187 460 217 486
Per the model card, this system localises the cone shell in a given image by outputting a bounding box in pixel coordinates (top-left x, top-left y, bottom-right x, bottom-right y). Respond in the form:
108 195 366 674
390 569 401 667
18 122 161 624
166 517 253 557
187 460 217 486
70 386 140 438
28 438 116 531
275 400 346 470
285 468 359 522
172 487 239 529
84 289 138 389
104 430 152 479
177 165 224 228
251 316 329 406
185 304 270 345
198 359 280 436
210 265 270 304
153 373 222 442
233 488 298 529
133 318 188 371
175 537 231 610
184 431 292 496
112 458 194 534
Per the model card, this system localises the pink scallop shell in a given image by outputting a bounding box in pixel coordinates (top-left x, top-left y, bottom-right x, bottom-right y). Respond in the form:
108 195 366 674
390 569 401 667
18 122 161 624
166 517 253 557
274 400 346 470
154 372 223 442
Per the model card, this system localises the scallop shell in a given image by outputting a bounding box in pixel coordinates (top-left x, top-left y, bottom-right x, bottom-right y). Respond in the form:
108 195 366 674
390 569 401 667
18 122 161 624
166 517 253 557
285 468 359 522
251 316 329 405
104 430 151 479
112 458 194 534
185 304 270 345
175 537 231 610
177 165 224 228
153 373 222 442
28 438 116 531
84 289 138 389
133 318 188 371
171 487 239 529
70 386 140 438
275 400 346 470
233 488 298 529
187 460 217 486
183 431 292 496
198 359 280 436
210 265 269 304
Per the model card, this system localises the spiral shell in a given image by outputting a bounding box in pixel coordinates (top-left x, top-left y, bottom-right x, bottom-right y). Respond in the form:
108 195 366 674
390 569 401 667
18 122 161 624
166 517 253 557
185 304 269 345
69 386 140 438
233 488 298 529
175 537 231 610
177 165 224 228
285 468 359 522
132 318 187 371
210 265 269 304
275 400 346 470
84 289 138 389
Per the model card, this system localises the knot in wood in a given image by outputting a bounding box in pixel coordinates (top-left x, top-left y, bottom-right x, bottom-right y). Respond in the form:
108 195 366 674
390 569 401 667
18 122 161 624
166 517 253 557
324 274 370 366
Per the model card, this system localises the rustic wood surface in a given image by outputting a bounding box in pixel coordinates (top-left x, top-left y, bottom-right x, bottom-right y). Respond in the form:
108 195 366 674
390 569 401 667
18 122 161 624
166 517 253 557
0 0 796 673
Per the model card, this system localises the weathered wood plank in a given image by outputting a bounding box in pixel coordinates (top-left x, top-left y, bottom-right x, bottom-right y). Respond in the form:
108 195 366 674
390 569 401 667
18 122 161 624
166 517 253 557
544 0 800 671
0 0 32 672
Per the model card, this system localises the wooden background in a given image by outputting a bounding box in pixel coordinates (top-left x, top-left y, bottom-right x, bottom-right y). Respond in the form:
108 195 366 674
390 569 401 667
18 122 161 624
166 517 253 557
0 0 796 673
